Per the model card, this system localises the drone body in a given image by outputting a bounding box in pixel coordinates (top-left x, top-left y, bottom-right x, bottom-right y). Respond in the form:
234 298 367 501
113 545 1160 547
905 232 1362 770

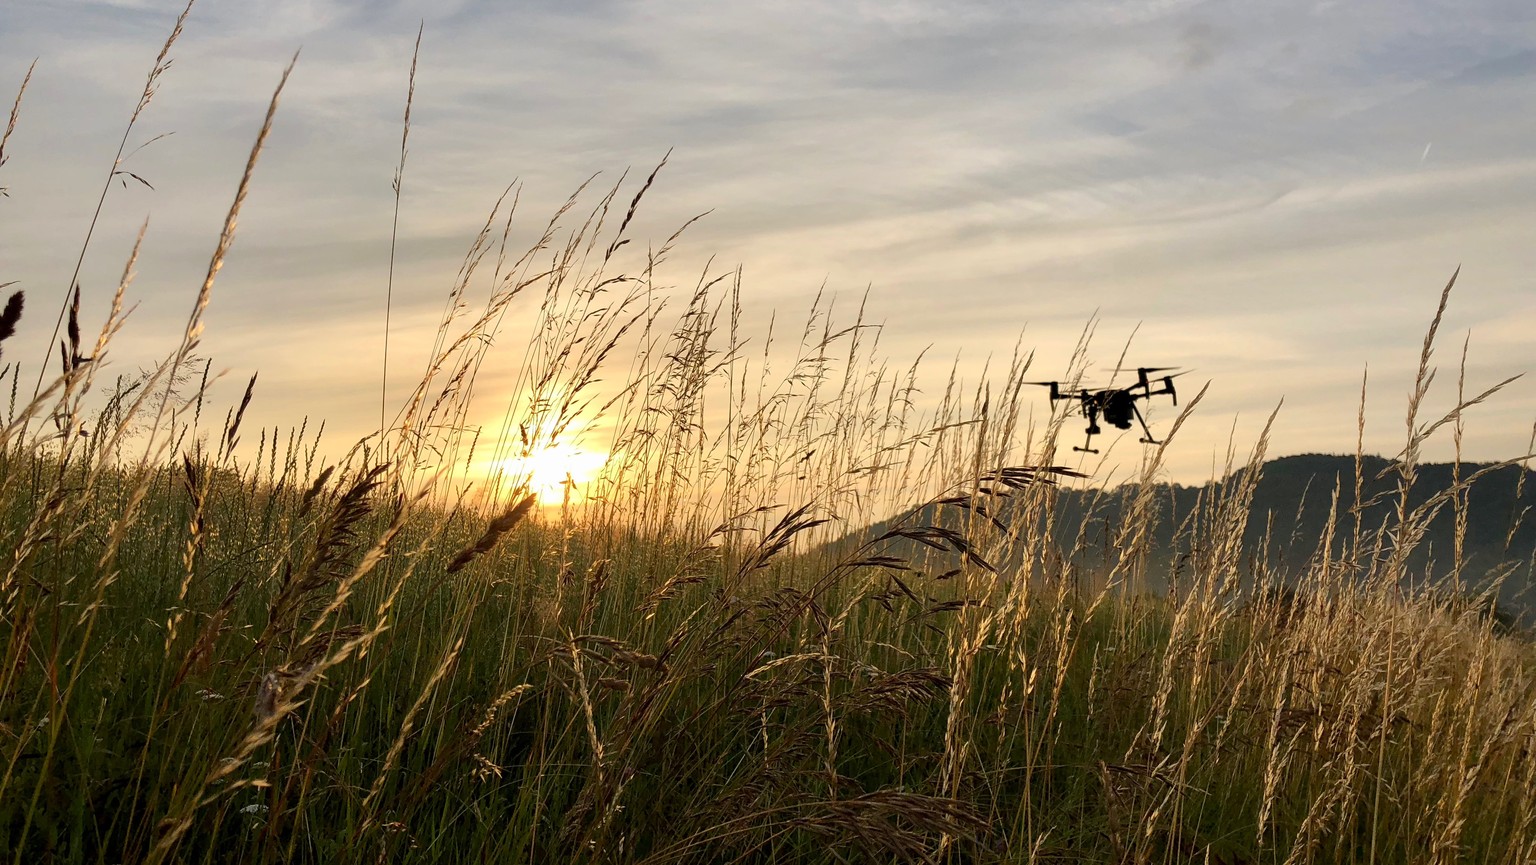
1031 367 1184 453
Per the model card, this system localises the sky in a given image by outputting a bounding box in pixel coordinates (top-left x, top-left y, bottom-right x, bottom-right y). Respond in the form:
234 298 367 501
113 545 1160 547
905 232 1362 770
2 0 1534 489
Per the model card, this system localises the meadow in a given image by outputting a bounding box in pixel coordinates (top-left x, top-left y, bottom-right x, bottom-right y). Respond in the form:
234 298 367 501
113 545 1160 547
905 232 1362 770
2 16 1535 865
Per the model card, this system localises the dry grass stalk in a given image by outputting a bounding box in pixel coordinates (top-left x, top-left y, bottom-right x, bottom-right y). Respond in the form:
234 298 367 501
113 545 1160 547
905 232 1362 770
32 0 194 401
446 492 536 573
0 59 34 197
381 24 421 435
0 291 22 369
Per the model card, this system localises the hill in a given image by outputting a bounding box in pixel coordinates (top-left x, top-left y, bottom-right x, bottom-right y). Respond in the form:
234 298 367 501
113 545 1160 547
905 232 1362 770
843 453 1536 622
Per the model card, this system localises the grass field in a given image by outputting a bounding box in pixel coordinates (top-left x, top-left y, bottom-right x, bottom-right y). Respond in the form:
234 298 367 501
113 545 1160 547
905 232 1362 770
3 17 1535 864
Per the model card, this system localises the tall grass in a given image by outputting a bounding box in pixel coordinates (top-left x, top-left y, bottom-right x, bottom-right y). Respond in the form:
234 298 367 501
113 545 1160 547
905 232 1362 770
2 24 1534 865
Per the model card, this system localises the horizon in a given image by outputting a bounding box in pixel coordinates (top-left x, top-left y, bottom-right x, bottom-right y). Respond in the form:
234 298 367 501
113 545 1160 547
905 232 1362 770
3 1 1534 491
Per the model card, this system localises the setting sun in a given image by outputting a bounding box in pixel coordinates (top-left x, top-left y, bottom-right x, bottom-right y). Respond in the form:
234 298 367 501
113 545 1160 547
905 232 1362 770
487 443 609 507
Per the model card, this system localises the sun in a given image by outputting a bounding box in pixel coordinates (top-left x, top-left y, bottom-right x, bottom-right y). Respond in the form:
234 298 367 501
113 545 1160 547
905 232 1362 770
489 442 609 507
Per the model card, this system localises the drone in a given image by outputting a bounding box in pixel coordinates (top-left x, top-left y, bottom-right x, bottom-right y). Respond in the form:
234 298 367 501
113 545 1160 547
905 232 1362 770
1029 366 1186 454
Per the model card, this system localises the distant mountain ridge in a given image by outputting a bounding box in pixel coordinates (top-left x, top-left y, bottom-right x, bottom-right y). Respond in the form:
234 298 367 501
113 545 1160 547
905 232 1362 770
1212 453 1533 574
844 453 1536 622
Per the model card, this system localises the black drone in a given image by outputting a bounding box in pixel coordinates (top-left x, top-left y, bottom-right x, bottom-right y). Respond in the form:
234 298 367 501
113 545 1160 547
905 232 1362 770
1029 367 1186 454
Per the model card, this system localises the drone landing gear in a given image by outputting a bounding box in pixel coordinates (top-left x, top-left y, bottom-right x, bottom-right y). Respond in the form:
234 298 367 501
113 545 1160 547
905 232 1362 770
1130 404 1160 447
1074 412 1102 453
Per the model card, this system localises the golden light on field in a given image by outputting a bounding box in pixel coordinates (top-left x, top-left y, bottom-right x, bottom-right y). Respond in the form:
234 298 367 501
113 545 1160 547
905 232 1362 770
487 442 610 507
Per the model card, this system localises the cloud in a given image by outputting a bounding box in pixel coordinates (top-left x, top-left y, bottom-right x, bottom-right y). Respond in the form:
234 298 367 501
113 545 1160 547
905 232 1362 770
1177 21 1224 71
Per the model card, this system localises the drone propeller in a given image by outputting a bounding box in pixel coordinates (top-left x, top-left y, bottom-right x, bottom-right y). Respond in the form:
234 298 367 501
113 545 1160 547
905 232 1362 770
1023 381 1063 403
1156 370 1193 405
